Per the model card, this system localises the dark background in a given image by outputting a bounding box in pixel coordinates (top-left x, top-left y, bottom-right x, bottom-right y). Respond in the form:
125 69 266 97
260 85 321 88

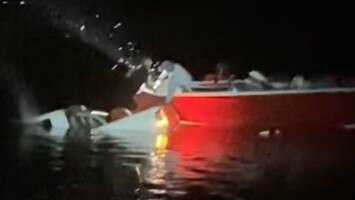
0 0 350 112
0 1 354 200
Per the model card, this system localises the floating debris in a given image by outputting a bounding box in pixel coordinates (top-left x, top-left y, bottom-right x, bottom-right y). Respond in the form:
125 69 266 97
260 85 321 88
95 14 99 19
258 128 282 138
64 34 70 38
258 130 270 138
2 1 9 4
118 47 123 51
118 58 124 63
19 0 25 5
113 22 122 29
80 25 85 31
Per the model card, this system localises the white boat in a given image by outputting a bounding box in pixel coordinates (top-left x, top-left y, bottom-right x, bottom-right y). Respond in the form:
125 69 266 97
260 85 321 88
27 61 191 154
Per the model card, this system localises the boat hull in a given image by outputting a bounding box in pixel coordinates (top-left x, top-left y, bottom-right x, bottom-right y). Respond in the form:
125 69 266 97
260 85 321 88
169 89 355 131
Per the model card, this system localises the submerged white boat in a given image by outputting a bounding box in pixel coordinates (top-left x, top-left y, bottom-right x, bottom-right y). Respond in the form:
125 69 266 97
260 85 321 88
29 60 355 154
26 60 191 153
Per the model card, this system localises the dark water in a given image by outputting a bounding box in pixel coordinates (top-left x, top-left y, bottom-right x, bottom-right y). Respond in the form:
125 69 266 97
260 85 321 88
137 125 355 200
1 119 354 200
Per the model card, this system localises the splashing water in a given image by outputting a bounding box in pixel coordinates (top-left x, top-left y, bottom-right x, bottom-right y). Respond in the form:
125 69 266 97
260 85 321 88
0 65 45 160
33 0 127 63
0 66 39 122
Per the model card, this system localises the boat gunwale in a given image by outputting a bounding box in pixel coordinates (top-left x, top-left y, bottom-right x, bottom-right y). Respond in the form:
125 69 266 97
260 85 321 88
175 87 355 97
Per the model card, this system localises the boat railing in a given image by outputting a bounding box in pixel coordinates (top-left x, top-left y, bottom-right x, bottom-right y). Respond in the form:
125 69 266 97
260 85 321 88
183 77 355 93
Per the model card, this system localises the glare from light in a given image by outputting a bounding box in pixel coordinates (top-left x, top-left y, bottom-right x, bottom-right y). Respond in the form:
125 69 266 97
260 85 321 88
147 189 167 195
90 110 109 117
259 130 270 138
122 108 132 115
342 123 355 130
153 80 161 90
156 110 169 128
155 134 168 152
113 22 122 29
111 64 118 70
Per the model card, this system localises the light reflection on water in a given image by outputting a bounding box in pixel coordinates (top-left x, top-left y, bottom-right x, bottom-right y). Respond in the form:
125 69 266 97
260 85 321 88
17 123 355 200
138 125 355 200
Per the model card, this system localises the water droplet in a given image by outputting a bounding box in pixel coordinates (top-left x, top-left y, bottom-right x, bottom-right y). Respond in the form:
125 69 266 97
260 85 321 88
80 25 85 31
19 0 25 5
111 64 118 70
113 22 122 29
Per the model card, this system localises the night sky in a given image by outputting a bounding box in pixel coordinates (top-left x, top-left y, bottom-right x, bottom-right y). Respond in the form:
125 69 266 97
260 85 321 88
0 0 350 111
117 1 336 76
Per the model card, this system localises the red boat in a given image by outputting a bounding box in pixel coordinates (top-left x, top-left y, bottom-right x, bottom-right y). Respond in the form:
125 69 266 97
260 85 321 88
165 88 355 132
134 62 355 134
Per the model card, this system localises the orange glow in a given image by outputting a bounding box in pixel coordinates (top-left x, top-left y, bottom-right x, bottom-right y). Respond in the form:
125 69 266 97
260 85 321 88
155 134 168 153
156 110 169 129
